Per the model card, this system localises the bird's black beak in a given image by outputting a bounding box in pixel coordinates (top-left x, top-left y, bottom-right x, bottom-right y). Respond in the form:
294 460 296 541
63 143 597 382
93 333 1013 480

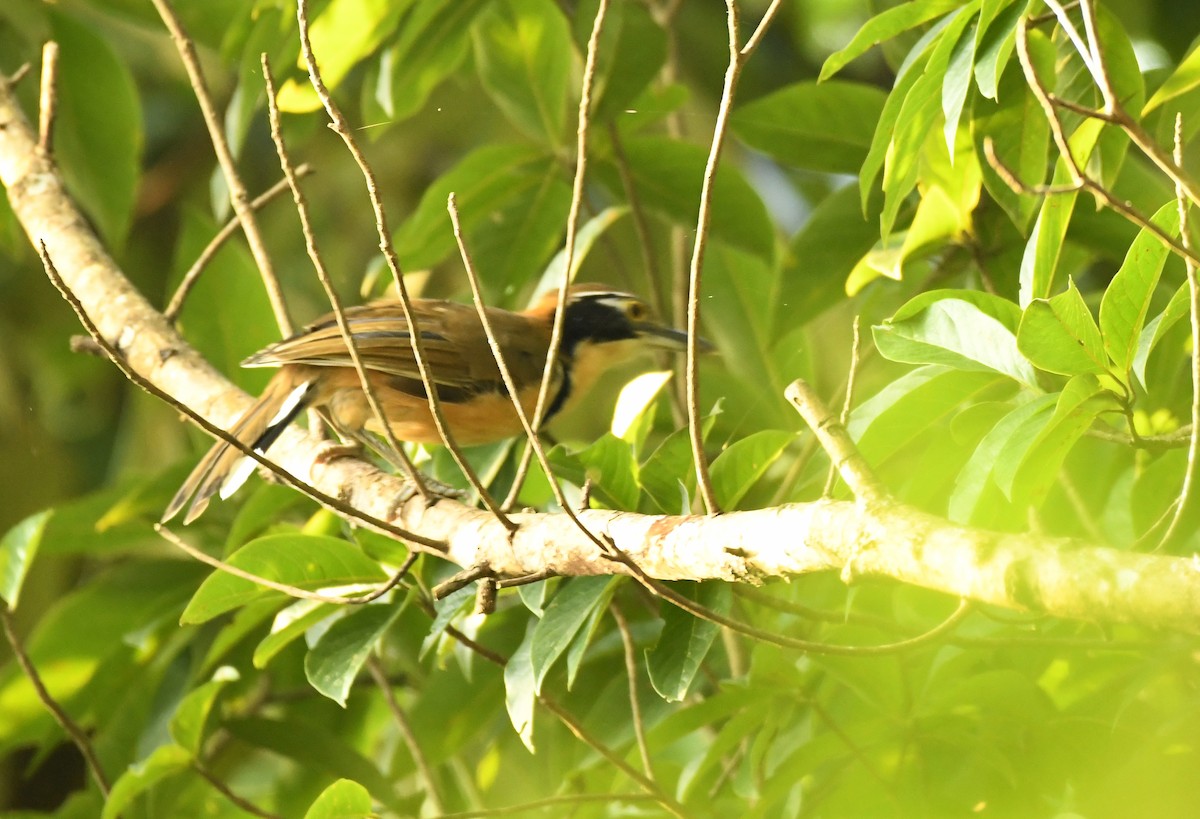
633 321 716 354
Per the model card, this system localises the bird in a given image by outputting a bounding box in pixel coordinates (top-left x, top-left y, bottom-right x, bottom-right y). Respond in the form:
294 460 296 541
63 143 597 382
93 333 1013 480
164 283 712 523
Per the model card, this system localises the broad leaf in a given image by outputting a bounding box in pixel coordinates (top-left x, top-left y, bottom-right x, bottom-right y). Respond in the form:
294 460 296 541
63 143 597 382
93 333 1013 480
732 81 887 174
531 576 617 691
709 430 795 510
0 510 50 607
876 298 1038 387
306 604 401 706
1017 280 1108 376
820 0 962 80
472 0 572 144
1099 201 1180 376
181 535 386 624
647 583 730 702
304 779 374 819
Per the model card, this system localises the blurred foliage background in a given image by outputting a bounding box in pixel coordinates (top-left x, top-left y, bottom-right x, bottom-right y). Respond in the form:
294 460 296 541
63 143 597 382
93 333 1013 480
2 0 1200 816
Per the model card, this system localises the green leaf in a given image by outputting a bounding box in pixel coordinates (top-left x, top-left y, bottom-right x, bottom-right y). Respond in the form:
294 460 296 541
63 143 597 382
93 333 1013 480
1133 282 1191 388
1144 38 1200 114
849 367 1003 470
531 576 617 691
1009 375 1118 503
1017 280 1108 376
1099 201 1180 376
180 535 386 624
48 10 141 248
372 0 487 122
647 583 730 702
948 394 1056 523
731 81 887 174
472 0 572 144
101 743 191 819
575 433 640 510
226 716 396 807
565 595 610 688
891 288 1023 329
533 205 628 295
253 600 339 668
972 0 1021 100
276 0 405 112
594 135 774 261
505 622 537 751
1018 119 1105 306
876 298 1038 387
393 143 555 273
880 1 980 239
942 15 978 156
304 779 374 819
0 510 50 608
775 183 881 328
639 413 719 514
709 430 795 510
306 604 401 706
574 0 666 123
820 0 962 80
860 46 930 211
420 584 476 659
974 27 1053 231
169 667 240 755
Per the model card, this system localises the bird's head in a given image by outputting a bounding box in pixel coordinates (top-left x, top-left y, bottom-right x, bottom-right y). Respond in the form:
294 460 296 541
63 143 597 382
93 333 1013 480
530 283 715 359
525 284 715 421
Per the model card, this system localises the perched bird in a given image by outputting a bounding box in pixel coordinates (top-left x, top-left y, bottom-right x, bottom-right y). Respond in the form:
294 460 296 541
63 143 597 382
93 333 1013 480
165 283 710 522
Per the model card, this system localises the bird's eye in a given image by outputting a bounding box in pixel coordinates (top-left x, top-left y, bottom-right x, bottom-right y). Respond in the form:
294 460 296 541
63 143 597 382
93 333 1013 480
627 301 646 320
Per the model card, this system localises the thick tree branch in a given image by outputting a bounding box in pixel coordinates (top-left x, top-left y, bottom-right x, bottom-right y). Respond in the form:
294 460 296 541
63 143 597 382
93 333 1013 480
2 65 1199 636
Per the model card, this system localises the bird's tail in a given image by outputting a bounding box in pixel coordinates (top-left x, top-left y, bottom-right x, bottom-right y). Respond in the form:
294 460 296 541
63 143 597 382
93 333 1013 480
163 370 316 523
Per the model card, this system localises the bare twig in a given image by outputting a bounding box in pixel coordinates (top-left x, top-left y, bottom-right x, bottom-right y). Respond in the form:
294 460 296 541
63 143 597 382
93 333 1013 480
164 165 313 323
293 3 524 526
2 609 110 796
367 656 445 813
611 604 654 778
36 42 58 155
538 695 687 818
150 0 293 336
158 524 418 604
193 762 281 819
37 241 446 549
262 55 447 508
823 317 863 497
1157 113 1200 551
786 379 888 506
505 0 609 507
448 194 613 556
683 0 784 514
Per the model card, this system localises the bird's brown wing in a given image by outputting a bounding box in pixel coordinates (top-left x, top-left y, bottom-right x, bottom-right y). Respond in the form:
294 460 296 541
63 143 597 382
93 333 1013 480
241 300 558 398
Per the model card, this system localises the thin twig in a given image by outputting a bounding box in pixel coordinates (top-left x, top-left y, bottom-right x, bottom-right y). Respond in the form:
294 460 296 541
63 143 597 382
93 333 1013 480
164 165 313 323
367 656 445 813
262 56 456 510
36 41 58 155
38 241 446 549
509 0 609 506
193 761 281 819
683 0 783 513
448 194 614 556
2 609 110 796
538 695 687 818
823 317 863 497
7 62 31 86
158 524 418 604
149 0 293 336
786 379 888 505
611 604 654 778
1157 113 1200 551
293 3 523 524
500 442 535 512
